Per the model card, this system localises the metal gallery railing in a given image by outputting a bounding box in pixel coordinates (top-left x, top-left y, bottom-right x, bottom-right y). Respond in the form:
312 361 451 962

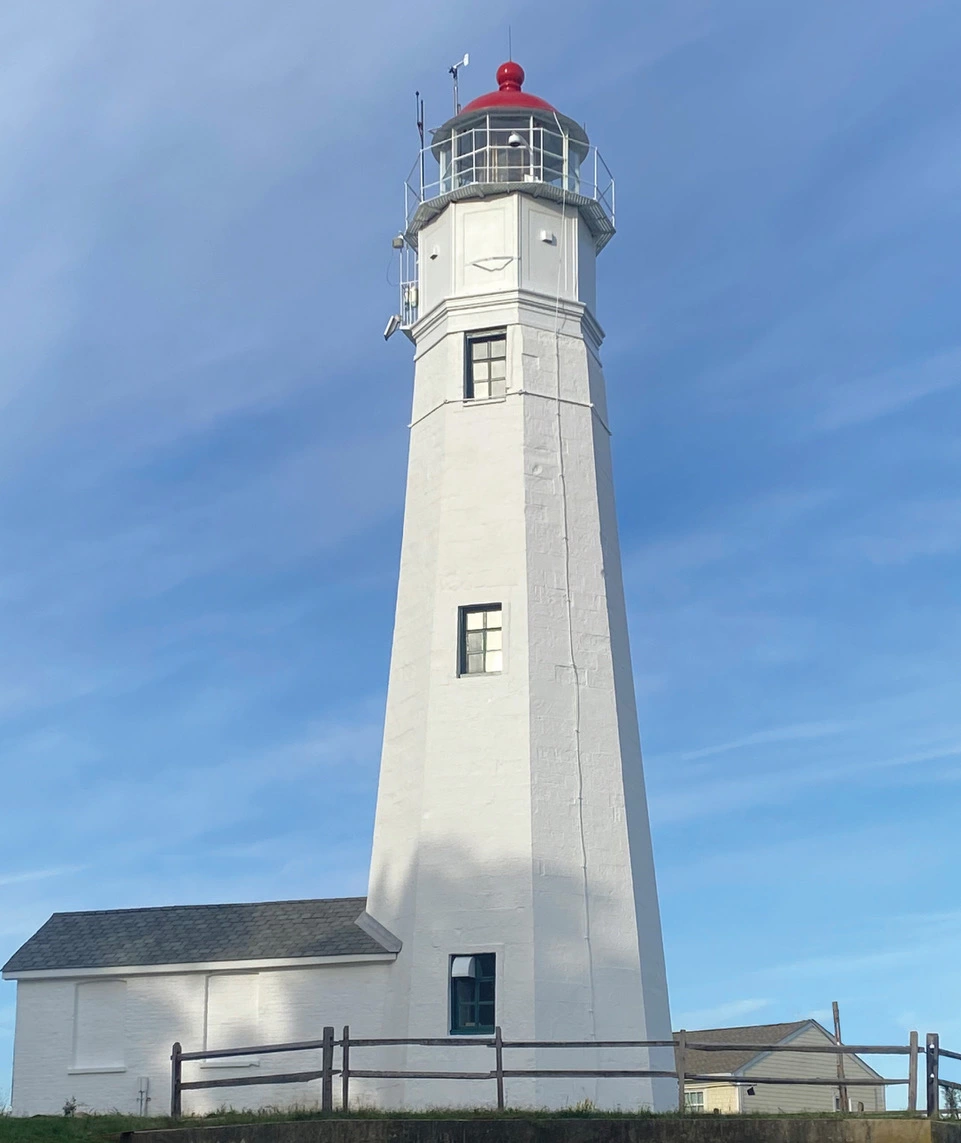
170 1027 958 1118
403 116 614 235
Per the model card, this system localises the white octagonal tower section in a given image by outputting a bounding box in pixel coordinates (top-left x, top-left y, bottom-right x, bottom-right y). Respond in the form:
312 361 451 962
367 73 673 1110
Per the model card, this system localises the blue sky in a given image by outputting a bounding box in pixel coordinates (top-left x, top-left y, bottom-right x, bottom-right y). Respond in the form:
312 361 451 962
1 0 959 1104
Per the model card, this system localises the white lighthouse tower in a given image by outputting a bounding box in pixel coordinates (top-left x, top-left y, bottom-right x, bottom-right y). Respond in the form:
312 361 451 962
367 62 674 1110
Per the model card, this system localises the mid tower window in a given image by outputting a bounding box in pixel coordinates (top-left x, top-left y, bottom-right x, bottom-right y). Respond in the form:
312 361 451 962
466 330 507 400
450 953 496 1035
459 605 503 675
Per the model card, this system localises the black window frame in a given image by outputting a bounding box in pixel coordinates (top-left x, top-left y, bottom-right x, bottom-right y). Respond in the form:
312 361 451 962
449 953 496 1036
458 604 503 676
465 329 507 400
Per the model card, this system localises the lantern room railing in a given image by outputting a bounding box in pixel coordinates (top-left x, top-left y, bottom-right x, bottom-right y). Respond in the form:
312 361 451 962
404 112 614 241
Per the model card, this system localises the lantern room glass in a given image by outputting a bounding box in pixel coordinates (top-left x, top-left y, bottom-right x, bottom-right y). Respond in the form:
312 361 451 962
436 113 583 195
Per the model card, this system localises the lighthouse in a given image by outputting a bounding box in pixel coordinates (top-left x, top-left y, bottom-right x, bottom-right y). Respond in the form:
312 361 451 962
367 62 675 1109
0 61 675 1118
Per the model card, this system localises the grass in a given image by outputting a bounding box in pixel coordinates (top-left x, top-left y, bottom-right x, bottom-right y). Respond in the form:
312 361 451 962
0 1106 933 1143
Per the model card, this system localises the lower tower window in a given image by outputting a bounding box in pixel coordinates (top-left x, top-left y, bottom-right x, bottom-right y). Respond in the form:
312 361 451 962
459 605 503 675
450 953 495 1035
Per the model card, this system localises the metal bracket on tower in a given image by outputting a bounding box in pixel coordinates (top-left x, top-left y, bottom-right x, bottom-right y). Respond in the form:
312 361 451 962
384 234 417 342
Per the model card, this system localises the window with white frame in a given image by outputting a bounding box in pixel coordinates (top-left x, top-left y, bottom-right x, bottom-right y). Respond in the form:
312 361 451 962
459 605 503 675
73 980 126 1070
204 973 260 1067
466 330 507 399
684 1090 705 1112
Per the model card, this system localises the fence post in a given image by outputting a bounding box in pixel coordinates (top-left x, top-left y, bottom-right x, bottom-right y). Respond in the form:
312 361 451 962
170 1041 182 1118
341 1025 350 1113
674 1030 687 1114
907 1031 919 1113
494 1026 505 1111
926 1034 940 1118
321 1026 335 1113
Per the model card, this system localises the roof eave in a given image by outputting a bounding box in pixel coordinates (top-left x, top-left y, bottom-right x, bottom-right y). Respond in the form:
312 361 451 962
3 950 398 981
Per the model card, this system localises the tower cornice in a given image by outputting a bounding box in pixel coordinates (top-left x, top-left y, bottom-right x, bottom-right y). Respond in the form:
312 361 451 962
412 288 605 359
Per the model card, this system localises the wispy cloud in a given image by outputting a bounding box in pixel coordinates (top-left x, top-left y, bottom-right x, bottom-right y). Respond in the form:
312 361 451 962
676 998 772 1030
670 721 849 763
812 348 961 433
0 866 84 889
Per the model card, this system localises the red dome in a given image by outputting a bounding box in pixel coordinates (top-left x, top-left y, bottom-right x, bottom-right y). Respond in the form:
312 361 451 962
460 61 557 115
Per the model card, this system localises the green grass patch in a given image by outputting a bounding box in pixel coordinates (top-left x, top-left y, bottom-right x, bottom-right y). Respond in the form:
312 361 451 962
0 1106 929 1142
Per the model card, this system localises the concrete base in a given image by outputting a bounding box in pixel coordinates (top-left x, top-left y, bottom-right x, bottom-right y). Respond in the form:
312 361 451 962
122 1117 961 1143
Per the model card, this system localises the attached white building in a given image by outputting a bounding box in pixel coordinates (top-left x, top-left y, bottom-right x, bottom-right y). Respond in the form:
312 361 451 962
4 899 398 1116
4 60 674 1116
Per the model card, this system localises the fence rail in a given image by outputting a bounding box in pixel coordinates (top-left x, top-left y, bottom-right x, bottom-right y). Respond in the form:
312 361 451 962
169 1027 956 1119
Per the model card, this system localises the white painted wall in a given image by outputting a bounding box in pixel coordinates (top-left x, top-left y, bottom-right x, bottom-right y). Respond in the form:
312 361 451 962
9 960 393 1116
367 190 674 1110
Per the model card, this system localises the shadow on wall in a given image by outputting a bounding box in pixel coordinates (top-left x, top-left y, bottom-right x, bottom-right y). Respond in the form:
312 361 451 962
222 837 671 1113
19 838 674 1116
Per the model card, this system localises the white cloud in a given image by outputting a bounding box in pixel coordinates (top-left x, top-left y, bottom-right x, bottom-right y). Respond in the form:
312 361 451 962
675 998 772 1030
0 866 84 889
813 348 961 432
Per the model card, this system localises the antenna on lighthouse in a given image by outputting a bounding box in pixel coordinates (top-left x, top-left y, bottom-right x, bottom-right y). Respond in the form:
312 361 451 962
415 90 425 197
449 53 469 115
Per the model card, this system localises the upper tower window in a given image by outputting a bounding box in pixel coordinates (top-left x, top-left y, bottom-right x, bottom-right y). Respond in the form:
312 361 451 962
466 331 507 400
459 605 503 675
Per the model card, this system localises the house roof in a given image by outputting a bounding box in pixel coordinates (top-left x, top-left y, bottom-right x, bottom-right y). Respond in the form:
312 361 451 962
679 1021 813 1075
2 896 393 974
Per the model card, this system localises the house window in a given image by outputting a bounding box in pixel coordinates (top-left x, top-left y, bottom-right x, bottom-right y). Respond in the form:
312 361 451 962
459 605 503 675
466 330 507 399
684 1090 705 1112
204 973 260 1067
450 953 495 1035
72 980 126 1070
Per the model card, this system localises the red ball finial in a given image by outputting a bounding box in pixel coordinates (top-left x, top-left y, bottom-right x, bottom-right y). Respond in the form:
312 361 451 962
496 61 525 92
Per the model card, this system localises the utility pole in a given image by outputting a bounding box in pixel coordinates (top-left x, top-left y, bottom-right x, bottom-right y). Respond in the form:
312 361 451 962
833 1001 849 1112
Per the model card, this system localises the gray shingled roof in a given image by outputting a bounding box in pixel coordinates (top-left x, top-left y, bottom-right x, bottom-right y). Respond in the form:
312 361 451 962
679 1021 811 1075
3 896 392 973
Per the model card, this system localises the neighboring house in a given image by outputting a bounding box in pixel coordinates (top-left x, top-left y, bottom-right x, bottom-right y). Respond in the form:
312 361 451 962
680 1021 886 1114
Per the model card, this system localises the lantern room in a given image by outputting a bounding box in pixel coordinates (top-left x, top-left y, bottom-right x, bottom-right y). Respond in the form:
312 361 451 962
404 62 614 252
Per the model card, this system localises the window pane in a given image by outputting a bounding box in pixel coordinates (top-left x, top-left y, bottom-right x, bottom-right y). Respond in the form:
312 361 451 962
485 650 503 672
485 629 502 651
465 611 484 630
479 981 494 1002
475 381 491 399
489 359 506 381
467 653 484 673
471 339 490 360
466 631 484 653
476 953 496 975
471 360 486 382
485 610 502 629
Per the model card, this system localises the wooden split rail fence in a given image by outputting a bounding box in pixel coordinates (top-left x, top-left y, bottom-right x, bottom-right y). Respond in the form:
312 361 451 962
170 1028 958 1118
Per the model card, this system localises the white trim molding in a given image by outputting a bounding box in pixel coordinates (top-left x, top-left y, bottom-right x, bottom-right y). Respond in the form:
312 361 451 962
3 951 397 982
